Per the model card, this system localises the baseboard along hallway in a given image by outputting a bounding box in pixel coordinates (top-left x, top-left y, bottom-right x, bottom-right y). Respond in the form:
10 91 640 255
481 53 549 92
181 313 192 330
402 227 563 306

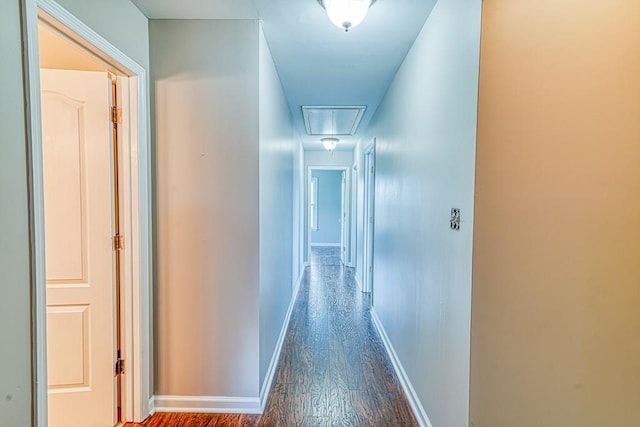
126 247 417 426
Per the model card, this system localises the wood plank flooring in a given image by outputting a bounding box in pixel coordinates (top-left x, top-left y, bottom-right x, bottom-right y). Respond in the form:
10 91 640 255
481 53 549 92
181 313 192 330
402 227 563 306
125 247 417 426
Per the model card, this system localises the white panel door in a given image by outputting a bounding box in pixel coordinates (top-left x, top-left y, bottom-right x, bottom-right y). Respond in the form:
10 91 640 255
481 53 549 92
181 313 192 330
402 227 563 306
363 148 375 295
41 69 116 427
341 171 348 265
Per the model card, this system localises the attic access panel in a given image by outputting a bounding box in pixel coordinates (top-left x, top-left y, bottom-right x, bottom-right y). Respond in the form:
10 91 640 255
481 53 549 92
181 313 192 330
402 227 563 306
302 106 366 136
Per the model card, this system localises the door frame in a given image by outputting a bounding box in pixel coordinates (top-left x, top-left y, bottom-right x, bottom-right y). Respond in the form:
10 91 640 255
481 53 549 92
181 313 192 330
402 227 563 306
340 170 348 265
349 162 358 268
306 166 351 264
362 139 376 295
23 0 152 424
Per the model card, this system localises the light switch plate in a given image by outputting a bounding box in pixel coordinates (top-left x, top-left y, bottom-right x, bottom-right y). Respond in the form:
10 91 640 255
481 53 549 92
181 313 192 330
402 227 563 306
450 208 461 231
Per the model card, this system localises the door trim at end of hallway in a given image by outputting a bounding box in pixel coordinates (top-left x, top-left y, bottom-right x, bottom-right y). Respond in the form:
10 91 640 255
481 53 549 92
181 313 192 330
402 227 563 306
305 166 353 267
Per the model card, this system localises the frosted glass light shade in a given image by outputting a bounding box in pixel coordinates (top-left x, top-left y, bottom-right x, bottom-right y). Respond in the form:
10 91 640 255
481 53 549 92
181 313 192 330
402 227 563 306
323 0 372 32
321 137 339 151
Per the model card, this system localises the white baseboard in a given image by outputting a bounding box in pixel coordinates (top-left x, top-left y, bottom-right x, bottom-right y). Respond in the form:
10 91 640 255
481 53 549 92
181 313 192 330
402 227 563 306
148 396 156 417
370 308 433 427
259 270 304 411
310 243 341 247
151 395 262 414
148 272 304 418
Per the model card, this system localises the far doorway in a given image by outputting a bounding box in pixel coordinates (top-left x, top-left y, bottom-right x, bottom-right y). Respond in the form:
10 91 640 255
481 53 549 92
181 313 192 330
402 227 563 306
308 167 351 266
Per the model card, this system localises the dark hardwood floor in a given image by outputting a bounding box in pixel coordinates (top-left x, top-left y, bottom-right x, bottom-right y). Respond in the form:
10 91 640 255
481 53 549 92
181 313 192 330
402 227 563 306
126 247 417 426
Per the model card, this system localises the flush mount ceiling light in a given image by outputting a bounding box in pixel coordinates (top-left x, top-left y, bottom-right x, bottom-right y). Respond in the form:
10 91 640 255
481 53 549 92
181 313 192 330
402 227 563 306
321 137 339 151
321 110 340 152
318 0 376 32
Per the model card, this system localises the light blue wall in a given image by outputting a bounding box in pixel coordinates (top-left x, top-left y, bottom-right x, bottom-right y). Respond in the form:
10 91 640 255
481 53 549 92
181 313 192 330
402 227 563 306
258 24 296 390
311 170 343 245
355 0 482 426
55 0 149 70
1 1 32 424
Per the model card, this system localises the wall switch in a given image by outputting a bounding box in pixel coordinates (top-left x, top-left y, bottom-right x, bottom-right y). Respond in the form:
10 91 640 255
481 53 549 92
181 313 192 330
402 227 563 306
450 208 461 231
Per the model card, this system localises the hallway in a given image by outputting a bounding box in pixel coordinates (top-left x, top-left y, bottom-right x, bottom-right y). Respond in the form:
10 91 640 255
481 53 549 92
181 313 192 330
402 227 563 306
129 247 417 426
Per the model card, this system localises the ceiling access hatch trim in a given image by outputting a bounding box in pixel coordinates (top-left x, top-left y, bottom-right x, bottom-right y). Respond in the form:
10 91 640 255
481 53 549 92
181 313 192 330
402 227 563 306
302 106 367 136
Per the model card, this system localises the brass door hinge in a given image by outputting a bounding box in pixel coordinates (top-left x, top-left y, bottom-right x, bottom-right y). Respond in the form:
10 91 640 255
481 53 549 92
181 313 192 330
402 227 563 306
112 234 124 251
115 358 125 376
111 106 122 124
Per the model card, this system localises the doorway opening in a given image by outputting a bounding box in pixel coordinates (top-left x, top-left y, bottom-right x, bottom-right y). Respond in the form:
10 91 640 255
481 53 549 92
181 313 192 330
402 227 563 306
307 167 352 267
24 1 152 425
362 139 376 296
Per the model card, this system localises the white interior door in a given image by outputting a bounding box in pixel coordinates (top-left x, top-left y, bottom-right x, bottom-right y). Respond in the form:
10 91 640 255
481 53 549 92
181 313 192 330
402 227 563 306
363 148 375 294
341 171 348 265
41 69 117 427
350 163 358 267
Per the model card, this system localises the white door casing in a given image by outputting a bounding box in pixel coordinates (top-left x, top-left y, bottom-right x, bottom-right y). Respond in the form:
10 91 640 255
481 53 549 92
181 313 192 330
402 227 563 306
341 171 348 265
24 1 153 424
41 69 116 427
307 167 350 260
363 142 375 295
350 163 358 268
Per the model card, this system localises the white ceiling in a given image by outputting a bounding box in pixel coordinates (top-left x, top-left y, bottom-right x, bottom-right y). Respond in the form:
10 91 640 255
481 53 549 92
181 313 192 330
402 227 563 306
131 0 436 150
131 0 259 19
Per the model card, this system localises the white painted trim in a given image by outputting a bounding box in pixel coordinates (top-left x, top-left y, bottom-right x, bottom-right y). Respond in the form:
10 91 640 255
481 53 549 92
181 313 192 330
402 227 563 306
24 0 152 424
259 270 304 410
297 137 306 288
148 396 156 417
306 166 351 265
22 1 48 424
370 309 433 427
309 176 318 231
349 161 358 268
301 105 366 136
152 395 262 414
363 137 376 155
310 243 342 247
362 139 376 295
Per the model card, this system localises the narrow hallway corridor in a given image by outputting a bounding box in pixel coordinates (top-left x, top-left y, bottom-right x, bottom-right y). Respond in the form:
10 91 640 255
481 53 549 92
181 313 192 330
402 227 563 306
130 247 417 426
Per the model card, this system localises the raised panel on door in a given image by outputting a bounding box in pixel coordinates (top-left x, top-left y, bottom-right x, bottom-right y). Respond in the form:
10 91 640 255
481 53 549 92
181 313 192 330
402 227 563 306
42 92 88 284
46 305 91 390
41 68 116 427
